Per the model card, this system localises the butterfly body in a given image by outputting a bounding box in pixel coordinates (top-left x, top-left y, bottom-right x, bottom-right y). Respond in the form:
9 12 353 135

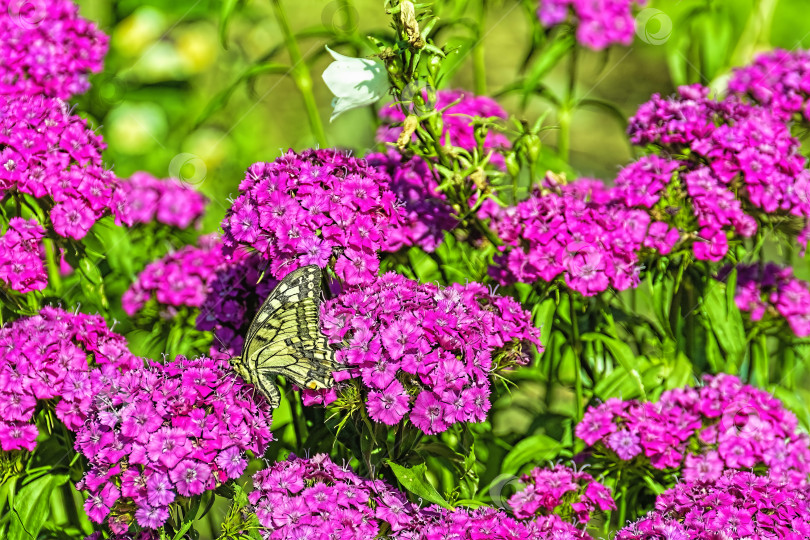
230 264 339 408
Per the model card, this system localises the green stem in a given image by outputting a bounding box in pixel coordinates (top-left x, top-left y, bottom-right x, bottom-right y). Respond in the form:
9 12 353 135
472 0 487 95
569 294 584 423
558 44 578 162
290 390 306 452
729 0 778 68
754 333 769 386
43 238 62 296
617 480 628 528
270 0 328 147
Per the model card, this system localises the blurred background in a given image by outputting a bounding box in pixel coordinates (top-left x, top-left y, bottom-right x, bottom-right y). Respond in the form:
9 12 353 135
71 0 810 234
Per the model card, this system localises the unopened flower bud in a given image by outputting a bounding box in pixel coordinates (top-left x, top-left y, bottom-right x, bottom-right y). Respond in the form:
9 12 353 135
504 152 520 178
524 134 541 163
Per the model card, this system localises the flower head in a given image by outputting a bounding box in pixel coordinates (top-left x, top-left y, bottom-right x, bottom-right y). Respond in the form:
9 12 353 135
0 307 139 452
74 355 273 531
308 273 542 434
0 0 108 99
322 46 388 121
221 149 402 285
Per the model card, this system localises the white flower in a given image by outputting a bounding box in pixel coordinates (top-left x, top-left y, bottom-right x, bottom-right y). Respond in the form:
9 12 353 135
321 46 388 122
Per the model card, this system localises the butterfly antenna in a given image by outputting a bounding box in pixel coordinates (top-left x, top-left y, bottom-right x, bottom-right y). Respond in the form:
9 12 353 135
211 332 230 355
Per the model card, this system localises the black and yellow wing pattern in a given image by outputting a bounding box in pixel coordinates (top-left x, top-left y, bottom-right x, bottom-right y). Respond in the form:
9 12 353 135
231 264 340 408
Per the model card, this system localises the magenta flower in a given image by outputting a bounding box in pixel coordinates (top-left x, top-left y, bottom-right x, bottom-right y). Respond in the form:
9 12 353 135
0 217 47 293
616 470 810 539
377 89 511 168
0 0 108 99
0 307 139 453
221 148 403 285
308 273 542 434
537 0 647 50
509 464 615 523
367 151 457 252
729 48 810 122
119 172 208 229
367 381 411 425
0 95 130 249
122 234 227 316
723 262 810 338
251 454 594 539
74 355 274 531
627 84 810 257
486 176 676 296
577 374 810 484
196 250 278 356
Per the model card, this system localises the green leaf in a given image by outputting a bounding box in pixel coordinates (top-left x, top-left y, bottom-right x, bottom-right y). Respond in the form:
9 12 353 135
77 257 108 309
522 34 575 107
703 275 746 371
172 493 201 540
594 357 652 400
220 0 240 48
9 474 68 539
500 434 561 476
532 298 556 358
576 98 628 131
581 332 646 400
387 461 451 509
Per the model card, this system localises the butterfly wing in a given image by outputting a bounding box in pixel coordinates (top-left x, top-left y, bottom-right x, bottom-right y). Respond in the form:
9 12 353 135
236 265 339 408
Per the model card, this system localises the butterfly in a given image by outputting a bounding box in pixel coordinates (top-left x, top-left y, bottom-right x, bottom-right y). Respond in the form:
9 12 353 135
230 264 340 408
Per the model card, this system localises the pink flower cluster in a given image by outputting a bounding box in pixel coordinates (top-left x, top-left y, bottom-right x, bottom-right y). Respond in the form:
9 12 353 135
729 48 810 122
0 94 129 240
0 0 108 99
509 465 615 524
377 89 511 164
312 272 542 434
367 151 456 253
250 453 419 538
407 506 587 540
537 0 645 50
122 235 225 316
74 355 273 533
119 172 207 229
728 263 810 337
616 470 810 539
485 176 679 296
250 454 592 540
0 307 139 452
627 85 810 259
196 251 277 356
577 374 810 485
0 217 46 293
222 148 402 285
